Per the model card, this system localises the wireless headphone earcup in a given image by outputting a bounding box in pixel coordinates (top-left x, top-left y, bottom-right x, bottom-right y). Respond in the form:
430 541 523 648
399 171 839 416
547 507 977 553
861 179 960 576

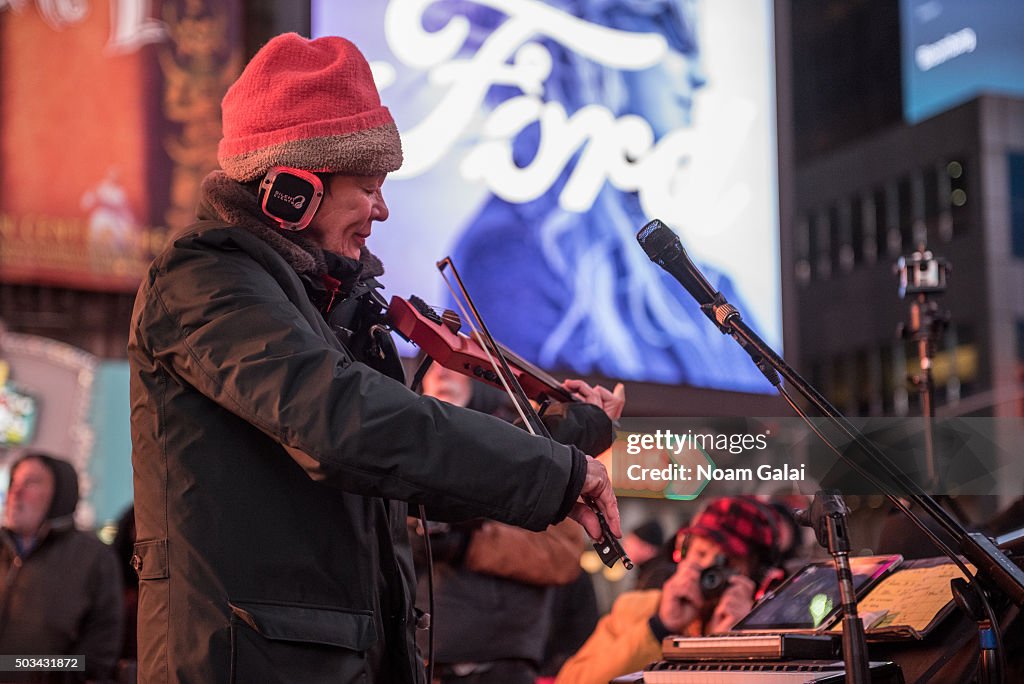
259 166 325 231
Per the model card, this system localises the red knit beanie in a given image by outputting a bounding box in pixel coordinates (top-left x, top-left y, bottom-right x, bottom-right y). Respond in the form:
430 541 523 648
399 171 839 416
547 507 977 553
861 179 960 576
218 33 403 182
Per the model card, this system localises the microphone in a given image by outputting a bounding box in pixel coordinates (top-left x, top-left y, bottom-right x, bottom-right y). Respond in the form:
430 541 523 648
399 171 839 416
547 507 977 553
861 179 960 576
636 218 781 387
636 218 726 324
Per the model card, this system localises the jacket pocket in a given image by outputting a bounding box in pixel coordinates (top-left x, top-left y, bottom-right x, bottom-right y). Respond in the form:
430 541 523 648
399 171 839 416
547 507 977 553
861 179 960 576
132 538 169 580
229 600 376 684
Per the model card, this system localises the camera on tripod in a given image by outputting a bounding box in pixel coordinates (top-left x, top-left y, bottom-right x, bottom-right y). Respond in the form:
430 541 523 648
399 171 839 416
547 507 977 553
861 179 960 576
897 248 949 298
699 554 737 602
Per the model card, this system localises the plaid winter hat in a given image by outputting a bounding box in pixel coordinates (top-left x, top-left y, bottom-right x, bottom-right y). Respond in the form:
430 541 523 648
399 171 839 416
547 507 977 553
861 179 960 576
679 496 777 560
218 33 403 181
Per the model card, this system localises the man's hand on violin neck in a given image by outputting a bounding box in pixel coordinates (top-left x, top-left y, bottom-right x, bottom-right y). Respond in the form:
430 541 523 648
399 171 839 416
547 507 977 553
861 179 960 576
562 379 627 421
568 456 622 541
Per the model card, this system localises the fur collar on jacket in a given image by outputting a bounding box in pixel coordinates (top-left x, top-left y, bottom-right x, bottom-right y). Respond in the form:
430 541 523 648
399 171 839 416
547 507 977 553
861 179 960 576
196 170 385 279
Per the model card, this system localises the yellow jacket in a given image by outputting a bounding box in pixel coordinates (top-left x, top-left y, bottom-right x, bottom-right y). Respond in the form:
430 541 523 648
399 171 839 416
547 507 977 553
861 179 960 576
555 589 702 684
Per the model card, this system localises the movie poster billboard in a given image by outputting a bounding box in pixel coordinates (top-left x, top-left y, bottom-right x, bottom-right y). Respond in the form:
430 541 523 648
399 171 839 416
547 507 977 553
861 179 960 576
313 0 781 392
0 0 241 292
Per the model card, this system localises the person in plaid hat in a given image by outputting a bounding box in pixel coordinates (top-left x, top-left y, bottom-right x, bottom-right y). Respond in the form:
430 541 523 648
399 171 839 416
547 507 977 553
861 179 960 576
556 496 781 684
129 33 622 684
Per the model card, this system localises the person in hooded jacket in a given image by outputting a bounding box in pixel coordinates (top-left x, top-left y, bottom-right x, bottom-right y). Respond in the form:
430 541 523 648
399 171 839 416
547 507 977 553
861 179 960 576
127 33 621 684
0 452 124 682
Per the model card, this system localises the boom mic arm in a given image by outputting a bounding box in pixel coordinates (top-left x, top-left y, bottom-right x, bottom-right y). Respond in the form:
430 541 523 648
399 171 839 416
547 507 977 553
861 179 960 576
635 217 1024 608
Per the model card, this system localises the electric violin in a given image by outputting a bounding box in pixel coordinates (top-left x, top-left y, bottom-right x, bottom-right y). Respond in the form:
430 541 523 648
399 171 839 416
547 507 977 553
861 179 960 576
386 258 632 571
387 294 575 405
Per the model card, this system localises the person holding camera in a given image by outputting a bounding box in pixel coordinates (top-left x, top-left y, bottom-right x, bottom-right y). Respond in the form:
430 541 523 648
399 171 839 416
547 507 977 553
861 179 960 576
555 496 779 684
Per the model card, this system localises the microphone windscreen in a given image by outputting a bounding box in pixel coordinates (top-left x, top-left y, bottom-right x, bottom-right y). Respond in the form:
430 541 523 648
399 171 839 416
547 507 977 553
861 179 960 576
636 219 680 261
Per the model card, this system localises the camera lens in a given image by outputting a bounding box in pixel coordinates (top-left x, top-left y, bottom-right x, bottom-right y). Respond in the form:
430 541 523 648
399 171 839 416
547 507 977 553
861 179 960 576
699 565 736 601
700 567 724 593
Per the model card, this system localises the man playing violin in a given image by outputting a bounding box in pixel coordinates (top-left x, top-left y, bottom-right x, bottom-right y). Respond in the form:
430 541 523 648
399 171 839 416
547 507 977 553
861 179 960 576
128 33 622 684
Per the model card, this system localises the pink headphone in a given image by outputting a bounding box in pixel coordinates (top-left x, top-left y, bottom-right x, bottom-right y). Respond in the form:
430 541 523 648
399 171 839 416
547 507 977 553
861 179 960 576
259 166 325 231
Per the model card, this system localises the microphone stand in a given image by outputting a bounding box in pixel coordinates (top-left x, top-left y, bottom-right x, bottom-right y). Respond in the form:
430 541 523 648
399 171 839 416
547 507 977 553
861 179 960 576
723 302 1022 581
896 249 972 525
716 292 1020 680
896 247 950 493
800 492 871 684
901 291 943 489
712 290 1024 585
637 220 1024 680
684 284 1024 602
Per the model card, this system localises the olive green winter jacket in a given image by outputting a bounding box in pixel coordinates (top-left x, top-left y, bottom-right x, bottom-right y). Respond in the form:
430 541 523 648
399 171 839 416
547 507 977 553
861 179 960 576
128 177 587 684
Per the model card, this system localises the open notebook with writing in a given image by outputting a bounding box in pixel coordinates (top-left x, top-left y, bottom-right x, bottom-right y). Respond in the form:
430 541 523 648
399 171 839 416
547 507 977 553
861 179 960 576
829 557 975 640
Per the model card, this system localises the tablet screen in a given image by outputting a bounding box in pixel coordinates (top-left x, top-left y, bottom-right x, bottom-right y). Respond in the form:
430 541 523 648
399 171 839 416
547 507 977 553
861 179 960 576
730 555 903 632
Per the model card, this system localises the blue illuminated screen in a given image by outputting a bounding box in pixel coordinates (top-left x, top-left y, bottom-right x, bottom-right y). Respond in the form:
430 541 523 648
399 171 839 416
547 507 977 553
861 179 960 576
901 0 1024 123
312 0 781 393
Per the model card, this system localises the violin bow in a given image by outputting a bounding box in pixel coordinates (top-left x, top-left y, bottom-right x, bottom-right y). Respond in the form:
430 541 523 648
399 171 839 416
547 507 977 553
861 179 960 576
436 257 632 571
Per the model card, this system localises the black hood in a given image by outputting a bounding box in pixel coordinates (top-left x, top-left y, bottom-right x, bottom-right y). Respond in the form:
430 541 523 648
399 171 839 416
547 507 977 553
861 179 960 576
8 452 79 522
